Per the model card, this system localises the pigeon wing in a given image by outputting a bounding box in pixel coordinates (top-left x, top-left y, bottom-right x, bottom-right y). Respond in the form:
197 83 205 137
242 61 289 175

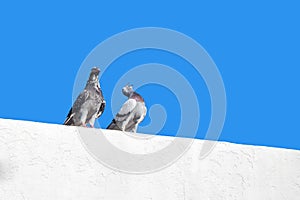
106 99 137 130
115 98 137 122
63 89 90 125
125 103 147 132
96 100 106 118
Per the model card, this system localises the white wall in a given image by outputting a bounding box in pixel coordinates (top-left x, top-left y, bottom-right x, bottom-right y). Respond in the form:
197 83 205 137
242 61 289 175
0 118 300 200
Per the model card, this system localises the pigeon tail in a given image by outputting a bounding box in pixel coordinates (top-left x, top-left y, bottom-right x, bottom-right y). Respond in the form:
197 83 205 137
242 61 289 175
106 119 121 130
63 108 75 125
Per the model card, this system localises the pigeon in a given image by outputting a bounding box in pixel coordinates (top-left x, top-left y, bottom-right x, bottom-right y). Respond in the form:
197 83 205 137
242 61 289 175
107 84 147 133
63 67 106 127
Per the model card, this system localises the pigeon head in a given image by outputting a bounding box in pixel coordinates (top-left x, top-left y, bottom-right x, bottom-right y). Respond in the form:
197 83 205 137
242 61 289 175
85 67 101 89
122 84 134 97
88 67 100 82
90 67 100 76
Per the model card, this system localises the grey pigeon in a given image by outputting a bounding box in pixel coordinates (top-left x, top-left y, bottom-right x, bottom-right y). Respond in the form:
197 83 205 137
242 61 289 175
107 84 147 132
64 67 106 127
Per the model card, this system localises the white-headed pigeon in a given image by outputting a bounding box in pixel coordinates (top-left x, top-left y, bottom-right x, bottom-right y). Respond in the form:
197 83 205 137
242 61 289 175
64 67 106 127
107 84 147 132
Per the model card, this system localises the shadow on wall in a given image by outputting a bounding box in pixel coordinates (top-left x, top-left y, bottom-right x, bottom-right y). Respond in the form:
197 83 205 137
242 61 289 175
0 162 3 180
0 162 9 181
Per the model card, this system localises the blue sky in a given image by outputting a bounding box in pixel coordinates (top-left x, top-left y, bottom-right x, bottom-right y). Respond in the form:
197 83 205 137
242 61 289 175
0 1 299 150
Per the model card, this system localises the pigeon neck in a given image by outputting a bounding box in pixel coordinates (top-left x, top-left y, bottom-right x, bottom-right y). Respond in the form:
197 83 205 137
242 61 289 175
130 92 144 102
126 92 133 97
86 74 99 87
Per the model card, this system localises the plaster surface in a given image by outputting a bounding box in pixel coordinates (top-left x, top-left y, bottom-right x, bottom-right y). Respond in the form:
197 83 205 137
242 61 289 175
0 118 299 200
